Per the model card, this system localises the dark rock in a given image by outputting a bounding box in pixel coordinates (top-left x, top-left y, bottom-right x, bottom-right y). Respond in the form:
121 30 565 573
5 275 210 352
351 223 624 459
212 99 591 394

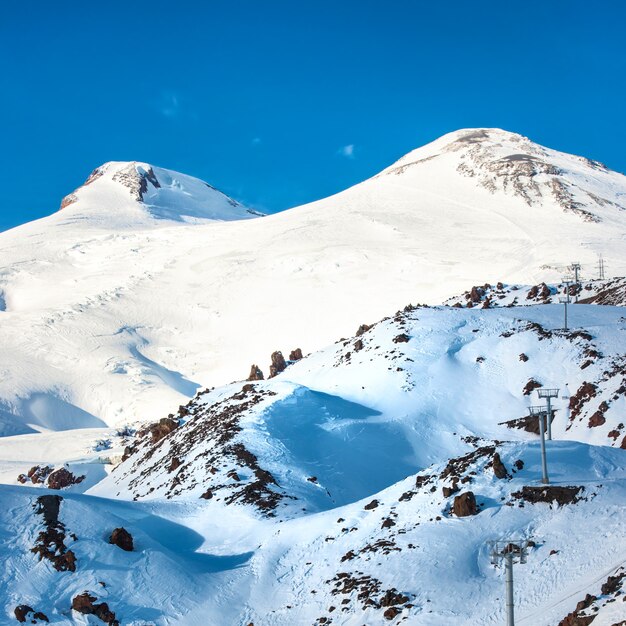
353 338 364 352
519 353 529 362
141 417 179 444
492 453 508 479
392 333 410 344
469 286 485 303
601 571 625 595
268 351 287 378
453 491 477 517
242 383 255 393
14 605 49 623
523 379 543 395
200 489 213 499
289 348 303 361
71 593 118 625
356 324 372 337
569 382 598 420
442 484 459 498
384 607 401 620
168 457 182 472
109 527 133 552
588 412 606 428
247 364 264 381
47 467 85 490
514 459 524 470
364 499 379 510
512 485 583 506
381 517 396 529
31 495 77 572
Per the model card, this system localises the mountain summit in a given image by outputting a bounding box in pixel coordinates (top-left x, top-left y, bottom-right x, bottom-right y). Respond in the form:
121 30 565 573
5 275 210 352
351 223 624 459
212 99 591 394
377 128 624 223
58 160 262 227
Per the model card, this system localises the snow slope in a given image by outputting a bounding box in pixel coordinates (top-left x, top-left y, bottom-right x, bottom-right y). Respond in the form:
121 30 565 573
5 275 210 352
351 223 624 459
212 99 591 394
1 129 625 435
1 301 625 624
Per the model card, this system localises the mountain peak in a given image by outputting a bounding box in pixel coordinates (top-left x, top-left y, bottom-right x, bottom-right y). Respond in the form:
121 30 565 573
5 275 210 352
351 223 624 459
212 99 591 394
58 160 263 226
376 127 621 221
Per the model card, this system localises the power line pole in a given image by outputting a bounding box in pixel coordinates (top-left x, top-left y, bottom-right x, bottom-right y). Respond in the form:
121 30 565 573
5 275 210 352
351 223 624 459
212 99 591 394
570 262 581 302
529 406 549 484
537 388 559 440
598 255 605 280
488 539 531 626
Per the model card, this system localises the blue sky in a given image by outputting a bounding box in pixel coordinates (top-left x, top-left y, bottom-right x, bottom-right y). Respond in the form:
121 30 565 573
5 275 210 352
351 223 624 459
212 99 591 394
1 1 625 231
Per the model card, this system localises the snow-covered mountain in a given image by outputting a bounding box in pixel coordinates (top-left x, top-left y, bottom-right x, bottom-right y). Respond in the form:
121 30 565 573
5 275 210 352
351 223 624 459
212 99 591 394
1 301 624 625
0 129 625 435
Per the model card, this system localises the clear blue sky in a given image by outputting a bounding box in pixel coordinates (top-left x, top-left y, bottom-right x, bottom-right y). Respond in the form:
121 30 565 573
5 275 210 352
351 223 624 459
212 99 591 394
1 1 625 231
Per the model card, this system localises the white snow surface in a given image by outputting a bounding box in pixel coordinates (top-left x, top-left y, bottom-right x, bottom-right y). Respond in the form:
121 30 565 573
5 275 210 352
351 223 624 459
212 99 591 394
0 299 625 623
0 129 625 432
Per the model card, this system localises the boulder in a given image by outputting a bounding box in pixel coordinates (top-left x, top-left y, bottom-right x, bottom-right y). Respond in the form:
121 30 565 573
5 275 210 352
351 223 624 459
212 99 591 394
452 491 478 517
109 527 134 552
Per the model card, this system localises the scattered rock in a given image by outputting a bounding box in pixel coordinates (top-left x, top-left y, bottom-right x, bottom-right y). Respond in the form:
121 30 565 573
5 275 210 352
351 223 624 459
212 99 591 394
452 491 477 517
519 353 529 362
392 333 410 344
109 527 133 552
247 364 264 381
364 499 379 510
356 324 372 337
354 338 364 352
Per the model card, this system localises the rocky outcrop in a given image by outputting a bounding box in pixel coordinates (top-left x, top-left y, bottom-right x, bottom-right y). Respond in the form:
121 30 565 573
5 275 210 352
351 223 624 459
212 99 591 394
247 364 264 381
523 378 543 395
71 593 118 625
47 467 85 490
355 324 372 337
109 527 134 552
289 348 303 361
569 382 598 421
31 495 77 572
268 351 287 378
527 283 552 301
452 491 477 517
140 417 179 444
491 453 508 479
512 485 583 506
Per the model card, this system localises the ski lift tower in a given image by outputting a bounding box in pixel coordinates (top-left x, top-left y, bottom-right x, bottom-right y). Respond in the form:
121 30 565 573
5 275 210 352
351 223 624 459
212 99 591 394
560 275 573 331
570 262 581 302
529 405 549 484
537 388 559 440
488 539 531 626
